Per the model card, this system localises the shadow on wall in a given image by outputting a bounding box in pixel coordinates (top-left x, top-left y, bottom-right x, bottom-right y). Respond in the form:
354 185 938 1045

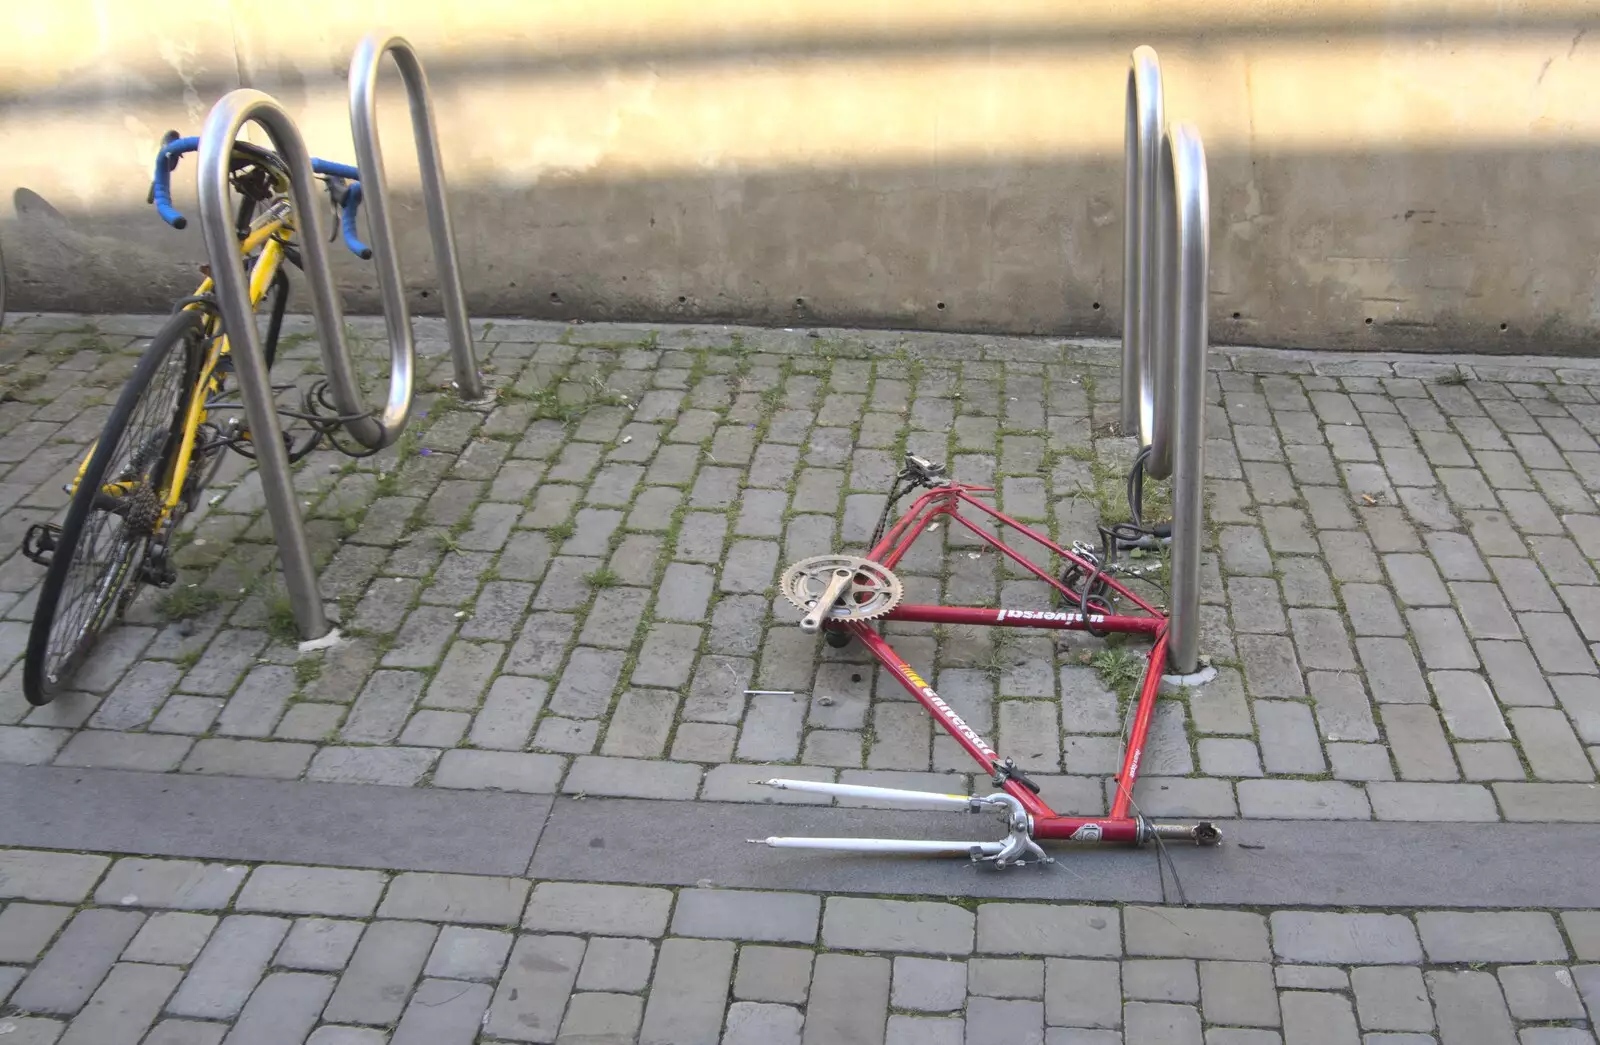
7 139 1600 356
3 6 1600 354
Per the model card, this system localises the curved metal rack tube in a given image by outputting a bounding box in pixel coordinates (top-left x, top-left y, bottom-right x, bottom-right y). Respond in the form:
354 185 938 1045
196 90 338 640
1156 122 1211 674
345 33 483 445
1121 46 1164 448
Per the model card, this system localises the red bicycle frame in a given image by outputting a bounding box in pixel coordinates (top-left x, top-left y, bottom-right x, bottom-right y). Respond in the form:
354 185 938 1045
840 481 1174 844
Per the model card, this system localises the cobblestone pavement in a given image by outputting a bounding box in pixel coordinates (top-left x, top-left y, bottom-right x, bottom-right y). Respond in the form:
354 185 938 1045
0 845 1597 1044
2 313 1600 826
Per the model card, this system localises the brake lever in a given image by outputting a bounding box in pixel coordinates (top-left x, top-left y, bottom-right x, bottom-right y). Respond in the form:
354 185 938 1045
148 130 183 205
323 176 350 244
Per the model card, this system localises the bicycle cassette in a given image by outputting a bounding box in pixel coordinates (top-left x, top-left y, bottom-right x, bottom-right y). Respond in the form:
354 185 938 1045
780 555 903 632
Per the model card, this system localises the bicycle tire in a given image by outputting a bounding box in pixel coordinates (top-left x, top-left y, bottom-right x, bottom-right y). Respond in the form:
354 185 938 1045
23 309 203 705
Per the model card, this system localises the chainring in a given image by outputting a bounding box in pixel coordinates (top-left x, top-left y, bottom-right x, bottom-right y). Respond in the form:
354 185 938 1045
780 555 903 625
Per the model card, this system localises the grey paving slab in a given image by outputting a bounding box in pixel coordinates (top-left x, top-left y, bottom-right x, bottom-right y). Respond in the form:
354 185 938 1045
0 765 550 875
528 796 1600 908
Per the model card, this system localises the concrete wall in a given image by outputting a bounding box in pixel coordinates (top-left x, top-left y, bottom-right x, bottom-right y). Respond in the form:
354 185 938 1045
3 1 1600 353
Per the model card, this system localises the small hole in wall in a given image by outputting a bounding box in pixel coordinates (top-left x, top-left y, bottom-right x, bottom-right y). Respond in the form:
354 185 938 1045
795 297 806 307
1364 317 1373 326
1500 322 1509 332
1231 311 1241 320
678 295 687 303
420 290 430 299
549 292 561 303
936 302 946 310
1091 301 1101 311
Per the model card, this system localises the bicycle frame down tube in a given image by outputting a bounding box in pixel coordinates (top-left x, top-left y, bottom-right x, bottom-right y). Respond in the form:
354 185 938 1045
884 605 1162 634
852 623 1055 821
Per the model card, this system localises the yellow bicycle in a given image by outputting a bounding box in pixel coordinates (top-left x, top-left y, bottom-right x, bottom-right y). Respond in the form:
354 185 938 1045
21 132 372 705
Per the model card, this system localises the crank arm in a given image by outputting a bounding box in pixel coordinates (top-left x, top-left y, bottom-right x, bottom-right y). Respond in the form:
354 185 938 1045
799 567 855 633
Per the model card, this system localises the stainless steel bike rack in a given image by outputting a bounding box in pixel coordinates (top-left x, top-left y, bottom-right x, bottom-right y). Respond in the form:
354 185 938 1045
1153 122 1210 675
1115 46 1211 676
1121 46 1164 447
196 90 347 640
343 33 485 449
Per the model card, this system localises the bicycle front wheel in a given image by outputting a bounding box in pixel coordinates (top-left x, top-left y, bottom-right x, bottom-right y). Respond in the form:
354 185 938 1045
23 309 203 705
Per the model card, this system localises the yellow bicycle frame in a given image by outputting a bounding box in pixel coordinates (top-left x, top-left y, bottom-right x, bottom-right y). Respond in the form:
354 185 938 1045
67 215 292 531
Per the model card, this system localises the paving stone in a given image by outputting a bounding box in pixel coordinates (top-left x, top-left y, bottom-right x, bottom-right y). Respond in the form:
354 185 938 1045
578 587 649 650
1278 991 1359 1045
401 927 508 987
889 956 968 1013
0 902 73 963
1255 700 1326 773
484 934 585 1042
639 937 736 1045
632 623 701 688
1357 638 1430 704
978 904 1119 958
550 647 626 718
221 970 336 1045
1328 741 1395 781
1306 671 1377 742
166 914 289 1020
1510 706 1595 780
738 692 808 761
524 882 673 936
1275 965 1349 991
823 896 971 955
56 962 183 1045
1479 640 1556 707
1344 966 1433 1030
94 858 245 911
466 677 547 750
88 661 183 730
1384 554 1448 607
1124 1001 1203 1045
390 977 493 1045
1417 911 1568 962
1428 670 1509 740
888 1015 965 1045
1198 961 1280 1028
1524 611 1598 673
1236 780 1372 819
1341 584 1405 636
1498 965 1587 1020
306 746 437 786
563 755 701 798
1371 780 1500 820
1426 971 1515 1045
967 997 1046 1045
0 850 106 903
53 730 192 772
322 919 437 1026
1379 705 1459 781
1271 912 1422 964
1407 608 1477 669
732 947 819 1004
378 872 529 925
1188 668 1253 735
1039 958 1120 1029
1562 911 1600 961
180 738 314 780
1238 634 1305 697
656 562 715 622
722 1000 804 1045
432 749 564 793
802 952 891 1045
341 670 425 742
275 917 365 972
572 936 653 993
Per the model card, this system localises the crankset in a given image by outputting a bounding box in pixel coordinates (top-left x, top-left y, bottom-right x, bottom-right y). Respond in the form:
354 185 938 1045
779 555 903 633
